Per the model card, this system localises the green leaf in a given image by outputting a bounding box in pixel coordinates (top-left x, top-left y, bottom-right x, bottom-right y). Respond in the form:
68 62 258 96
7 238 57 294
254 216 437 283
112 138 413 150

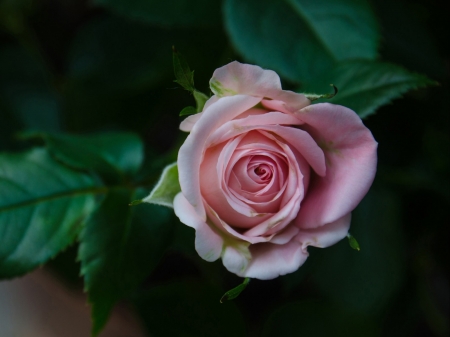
180 106 197 116
311 188 406 315
23 132 143 183
262 301 378 337
220 277 250 303
347 233 361 251
304 60 437 118
193 90 209 112
78 188 173 336
224 0 379 82
134 281 246 337
173 46 195 92
93 0 222 27
0 148 101 279
143 163 180 207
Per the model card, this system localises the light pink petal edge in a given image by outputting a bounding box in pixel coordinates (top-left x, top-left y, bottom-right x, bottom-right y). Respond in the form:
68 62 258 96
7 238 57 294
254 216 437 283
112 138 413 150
178 95 261 220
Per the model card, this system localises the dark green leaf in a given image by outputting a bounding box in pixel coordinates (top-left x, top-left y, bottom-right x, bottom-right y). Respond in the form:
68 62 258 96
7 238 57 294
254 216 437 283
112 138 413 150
134 281 246 337
93 0 222 27
24 132 143 183
180 106 198 116
303 60 436 118
224 0 379 83
173 47 195 92
78 188 173 336
311 188 406 315
262 301 378 337
220 277 250 303
0 148 101 279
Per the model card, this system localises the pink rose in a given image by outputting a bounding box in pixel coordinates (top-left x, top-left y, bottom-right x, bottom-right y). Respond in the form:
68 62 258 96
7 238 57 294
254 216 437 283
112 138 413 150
174 62 377 280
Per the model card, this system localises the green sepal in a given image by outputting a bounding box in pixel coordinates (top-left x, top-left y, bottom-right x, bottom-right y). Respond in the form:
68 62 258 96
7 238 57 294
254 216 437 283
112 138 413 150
172 46 195 92
194 90 209 112
303 84 338 101
179 106 197 116
347 233 361 251
220 277 250 303
142 162 180 208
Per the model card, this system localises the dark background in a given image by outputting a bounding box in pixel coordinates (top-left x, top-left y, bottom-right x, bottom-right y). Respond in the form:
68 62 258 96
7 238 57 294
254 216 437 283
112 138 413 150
0 0 448 336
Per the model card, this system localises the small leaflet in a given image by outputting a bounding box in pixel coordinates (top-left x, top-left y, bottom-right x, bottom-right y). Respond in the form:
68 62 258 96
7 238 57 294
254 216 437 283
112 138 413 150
347 233 361 251
220 277 250 303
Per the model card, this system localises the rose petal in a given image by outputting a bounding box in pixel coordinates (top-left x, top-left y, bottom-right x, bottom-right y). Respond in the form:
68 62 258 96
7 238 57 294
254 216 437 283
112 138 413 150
173 193 223 262
209 61 309 111
207 111 302 148
243 138 304 237
222 245 252 276
206 205 274 244
180 112 202 132
201 142 273 229
178 95 261 219
210 61 282 97
208 121 326 177
296 213 352 251
293 103 377 228
179 96 220 132
270 225 300 245
242 240 309 280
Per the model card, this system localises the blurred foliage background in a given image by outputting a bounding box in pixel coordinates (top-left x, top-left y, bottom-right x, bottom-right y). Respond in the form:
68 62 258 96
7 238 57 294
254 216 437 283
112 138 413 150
0 0 448 336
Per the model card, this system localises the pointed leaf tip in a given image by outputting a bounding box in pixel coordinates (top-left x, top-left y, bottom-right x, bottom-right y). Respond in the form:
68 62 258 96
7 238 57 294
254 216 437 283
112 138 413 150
220 278 250 303
172 46 195 92
129 199 143 206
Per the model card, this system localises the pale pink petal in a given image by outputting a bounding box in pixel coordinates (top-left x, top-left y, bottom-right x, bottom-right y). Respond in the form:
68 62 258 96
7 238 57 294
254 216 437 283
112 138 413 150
173 193 223 262
180 112 203 132
210 61 309 110
201 143 273 229
207 122 326 177
244 138 304 237
179 96 220 132
242 240 309 280
207 111 302 147
222 245 251 276
270 225 300 245
203 95 220 111
206 205 274 244
178 95 261 219
210 61 282 97
296 213 351 251
293 103 377 228
263 91 310 113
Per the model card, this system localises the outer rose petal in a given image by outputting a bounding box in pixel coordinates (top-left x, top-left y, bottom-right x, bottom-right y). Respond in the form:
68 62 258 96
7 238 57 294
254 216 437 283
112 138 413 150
242 240 309 280
180 96 220 132
296 213 352 252
180 112 202 132
173 193 223 262
293 103 377 228
210 61 282 97
210 61 310 111
178 95 261 220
